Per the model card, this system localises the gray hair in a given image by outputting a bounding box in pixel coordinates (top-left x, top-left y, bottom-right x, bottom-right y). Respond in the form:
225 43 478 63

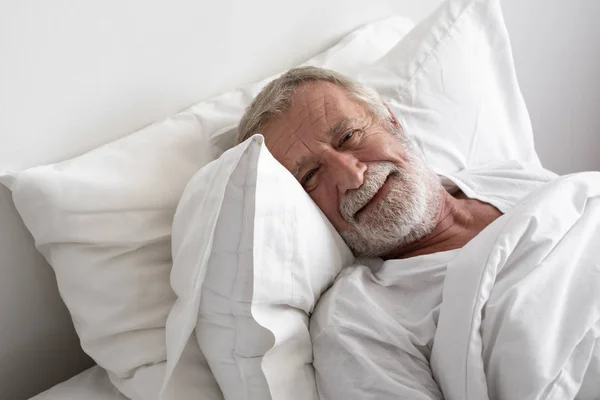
236 66 391 144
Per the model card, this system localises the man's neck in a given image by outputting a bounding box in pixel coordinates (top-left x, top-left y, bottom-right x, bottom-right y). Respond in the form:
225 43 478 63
383 190 503 260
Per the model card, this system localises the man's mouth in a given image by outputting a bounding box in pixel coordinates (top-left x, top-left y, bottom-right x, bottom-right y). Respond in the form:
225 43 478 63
354 173 394 220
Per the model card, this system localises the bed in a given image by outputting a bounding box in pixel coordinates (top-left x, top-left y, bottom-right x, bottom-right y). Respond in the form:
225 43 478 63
0 1 439 398
1 0 599 399
29 367 127 400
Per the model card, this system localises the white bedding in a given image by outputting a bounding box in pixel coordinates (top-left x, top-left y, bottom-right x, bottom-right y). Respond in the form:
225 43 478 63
29 177 600 400
30 366 126 400
312 169 600 399
433 172 600 399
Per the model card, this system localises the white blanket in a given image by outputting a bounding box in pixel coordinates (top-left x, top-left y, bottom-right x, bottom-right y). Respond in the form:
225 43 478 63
432 172 600 400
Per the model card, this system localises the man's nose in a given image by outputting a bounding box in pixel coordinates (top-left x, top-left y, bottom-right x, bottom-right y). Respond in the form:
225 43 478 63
325 151 367 194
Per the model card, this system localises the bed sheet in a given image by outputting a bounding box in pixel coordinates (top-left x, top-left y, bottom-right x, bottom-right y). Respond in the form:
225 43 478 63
30 366 126 400
433 172 600 399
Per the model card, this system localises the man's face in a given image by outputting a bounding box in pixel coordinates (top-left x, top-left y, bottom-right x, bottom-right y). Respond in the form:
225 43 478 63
261 81 440 257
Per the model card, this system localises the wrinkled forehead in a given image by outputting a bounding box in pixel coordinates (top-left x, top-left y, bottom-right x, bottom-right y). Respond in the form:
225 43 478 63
261 81 368 162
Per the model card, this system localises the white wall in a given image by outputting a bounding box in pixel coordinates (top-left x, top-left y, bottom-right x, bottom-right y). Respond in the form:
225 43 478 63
503 0 600 174
1 0 594 174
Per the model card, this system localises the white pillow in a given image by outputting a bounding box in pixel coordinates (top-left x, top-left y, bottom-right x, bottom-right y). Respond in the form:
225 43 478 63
168 135 354 400
359 0 542 174
0 15 413 400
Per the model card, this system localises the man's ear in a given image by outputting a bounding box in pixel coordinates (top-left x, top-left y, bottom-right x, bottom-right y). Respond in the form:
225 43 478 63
384 102 401 128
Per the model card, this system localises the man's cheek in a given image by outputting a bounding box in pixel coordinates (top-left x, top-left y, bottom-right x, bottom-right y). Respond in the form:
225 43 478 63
311 191 342 227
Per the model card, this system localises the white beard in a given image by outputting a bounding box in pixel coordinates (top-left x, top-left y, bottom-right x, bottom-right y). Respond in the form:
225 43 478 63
339 137 440 257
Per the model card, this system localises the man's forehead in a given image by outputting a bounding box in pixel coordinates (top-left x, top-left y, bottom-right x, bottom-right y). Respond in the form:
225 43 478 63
261 81 368 171
265 82 365 141
295 81 360 115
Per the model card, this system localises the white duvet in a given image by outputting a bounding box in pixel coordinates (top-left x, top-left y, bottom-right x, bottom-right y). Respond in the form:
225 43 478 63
312 172 600 399
432 172 600 399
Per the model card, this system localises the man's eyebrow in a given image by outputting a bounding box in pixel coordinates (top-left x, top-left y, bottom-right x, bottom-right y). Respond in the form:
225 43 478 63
293 155 311 178
327 117 354 140
292 117 356 178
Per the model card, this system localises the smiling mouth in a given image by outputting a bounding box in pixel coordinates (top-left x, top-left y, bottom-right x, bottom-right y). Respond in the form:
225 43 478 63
354 173 394 220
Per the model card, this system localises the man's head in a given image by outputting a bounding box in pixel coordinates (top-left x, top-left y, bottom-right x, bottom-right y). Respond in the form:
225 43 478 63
237 66 441 257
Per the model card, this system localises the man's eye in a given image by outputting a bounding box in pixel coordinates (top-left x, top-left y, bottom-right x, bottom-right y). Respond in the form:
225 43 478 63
301 167 319 187
339 130 356 147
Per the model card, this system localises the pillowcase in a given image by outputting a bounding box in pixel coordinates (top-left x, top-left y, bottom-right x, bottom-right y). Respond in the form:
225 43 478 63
359 0 542 174
167 135 354 400
0 15 413 400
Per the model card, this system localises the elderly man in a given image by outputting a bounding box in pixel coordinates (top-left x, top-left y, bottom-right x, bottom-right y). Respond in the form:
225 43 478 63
237 66 522 258
236 67 559 399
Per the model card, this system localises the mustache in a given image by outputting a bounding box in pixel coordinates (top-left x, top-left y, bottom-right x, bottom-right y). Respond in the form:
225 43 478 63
339 162 399 222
